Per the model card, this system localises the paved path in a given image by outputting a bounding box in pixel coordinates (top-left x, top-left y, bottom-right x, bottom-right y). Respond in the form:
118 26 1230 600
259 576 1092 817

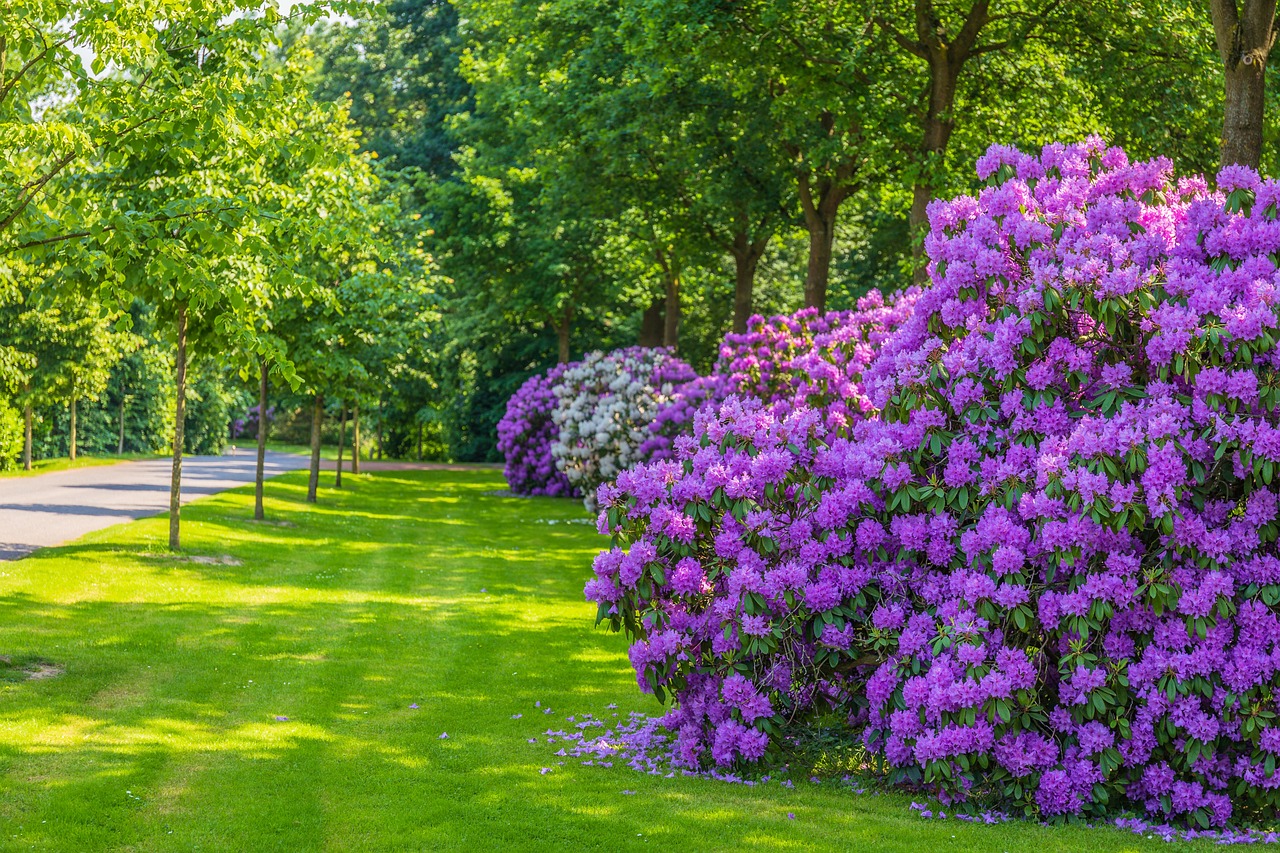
0 452 310 561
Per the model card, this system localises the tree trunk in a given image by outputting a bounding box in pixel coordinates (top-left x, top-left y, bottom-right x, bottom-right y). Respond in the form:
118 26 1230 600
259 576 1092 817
638 299 665 347
117 396 126 455
656 247 681 351
1211 0 1277 170
554 304 573 363
910 54 961 281
336 403 347 488
254 360 268 521
797 172 851 315
68 397 77 462
417 422 423 462
880 1 990 279
376 397 385 461
307 393 323 503
23 403 32 471
730 230 769 334
169 304 188 551
352 403 361 476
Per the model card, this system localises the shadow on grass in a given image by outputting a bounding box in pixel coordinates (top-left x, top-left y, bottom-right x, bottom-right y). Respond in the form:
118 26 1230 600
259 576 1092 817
17 470 602 596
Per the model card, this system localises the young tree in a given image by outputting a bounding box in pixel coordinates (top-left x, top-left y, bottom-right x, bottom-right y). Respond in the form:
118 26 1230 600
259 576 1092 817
74 11 357 549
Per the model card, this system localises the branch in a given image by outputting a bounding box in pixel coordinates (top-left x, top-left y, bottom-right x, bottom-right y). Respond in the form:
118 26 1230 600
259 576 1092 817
0 34 74 108
1209 0 1242 64
0 150 76 234
875 16 928 58
952 0 992 65
0 205 244 255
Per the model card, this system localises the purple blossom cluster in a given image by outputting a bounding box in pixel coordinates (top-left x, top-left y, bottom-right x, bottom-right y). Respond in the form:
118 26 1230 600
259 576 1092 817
587 138 1280 829
497 364 579 497
639 292 918 462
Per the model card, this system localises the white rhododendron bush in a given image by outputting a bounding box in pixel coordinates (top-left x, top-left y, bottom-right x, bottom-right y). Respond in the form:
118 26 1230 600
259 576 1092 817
549 347 696 509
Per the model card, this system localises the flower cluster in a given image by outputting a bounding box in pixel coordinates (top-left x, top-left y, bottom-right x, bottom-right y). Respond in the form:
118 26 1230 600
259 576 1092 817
497 364 579 497
639 293 918 462
550 347 697 509
587 138 1280 829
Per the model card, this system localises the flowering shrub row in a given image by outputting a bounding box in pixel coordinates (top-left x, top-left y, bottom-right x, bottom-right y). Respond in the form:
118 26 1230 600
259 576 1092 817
587 138 1280 828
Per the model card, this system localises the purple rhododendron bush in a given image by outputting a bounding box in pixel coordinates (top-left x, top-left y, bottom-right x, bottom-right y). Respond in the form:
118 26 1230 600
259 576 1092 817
586 138 1280 830
639 292 919 463
497 364 580 497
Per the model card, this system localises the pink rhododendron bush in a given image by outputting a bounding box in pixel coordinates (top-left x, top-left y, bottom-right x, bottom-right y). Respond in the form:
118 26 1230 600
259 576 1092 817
587 138 1280 829
497 363 579 497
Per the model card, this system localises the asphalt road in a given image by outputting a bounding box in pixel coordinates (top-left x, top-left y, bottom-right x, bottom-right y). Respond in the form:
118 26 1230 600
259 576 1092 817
0 451 311 561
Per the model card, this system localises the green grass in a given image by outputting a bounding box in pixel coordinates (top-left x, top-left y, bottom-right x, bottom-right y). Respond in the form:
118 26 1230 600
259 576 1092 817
0 453 160 478
0 470 1211 851
262 440 338 460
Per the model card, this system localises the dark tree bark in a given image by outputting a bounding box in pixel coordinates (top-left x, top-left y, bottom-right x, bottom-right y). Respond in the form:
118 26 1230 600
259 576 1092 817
730 229 770 334
169 304 188 551
352 403 361 476
638 299 665 347
23 403 32 471
880 2 995 281
254 360 268 521
68 396 77 462
117 396 126 455
336 403 347 489
798 171 853 315
1210 0 1278 169
552 303 573 364
307 393 323 503
416 423 423 462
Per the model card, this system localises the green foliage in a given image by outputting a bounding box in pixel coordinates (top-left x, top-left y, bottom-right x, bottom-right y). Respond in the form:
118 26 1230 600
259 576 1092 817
0 398 22 470
181 360 249 456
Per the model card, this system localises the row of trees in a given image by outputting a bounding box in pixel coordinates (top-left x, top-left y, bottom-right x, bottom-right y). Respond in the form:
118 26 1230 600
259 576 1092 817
7 1 1280 501
306 0 1280 461
0 1 438 547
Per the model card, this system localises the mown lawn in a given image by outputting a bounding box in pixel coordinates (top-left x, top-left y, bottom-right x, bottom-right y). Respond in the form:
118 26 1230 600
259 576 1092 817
0 469 1213 851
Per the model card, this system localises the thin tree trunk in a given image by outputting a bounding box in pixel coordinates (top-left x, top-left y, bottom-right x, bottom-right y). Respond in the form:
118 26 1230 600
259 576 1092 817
376 396 384 461
896 0 988 280
118 396 126 455
638 299 665 347
352 403 361 476
554 304 572 363
656 247 681 351
1211 0 1278 169
254 360 268 521
68 397 77 462
169 304 188 551
730 230 769 334
307 393 323 503
417 422 423 462
23 403 32 471
801 203 836 314
336 403 347 488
